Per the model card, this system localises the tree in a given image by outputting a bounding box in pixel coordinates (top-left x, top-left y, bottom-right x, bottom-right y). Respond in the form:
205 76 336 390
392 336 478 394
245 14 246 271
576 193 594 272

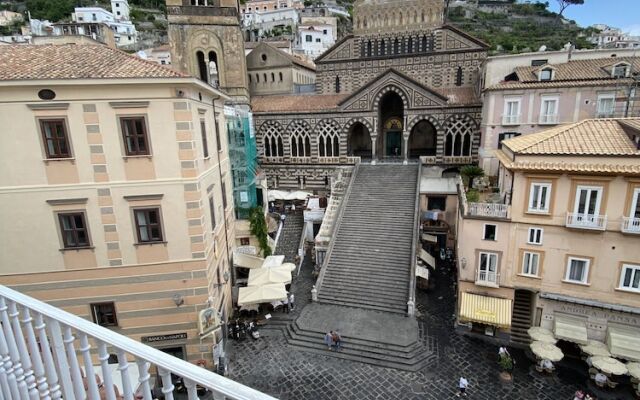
460 165 485 189
555 0 584 17
25 0 76 22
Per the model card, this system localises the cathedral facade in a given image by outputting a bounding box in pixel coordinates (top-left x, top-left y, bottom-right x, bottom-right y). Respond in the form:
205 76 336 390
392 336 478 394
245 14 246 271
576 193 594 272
252 0 489 190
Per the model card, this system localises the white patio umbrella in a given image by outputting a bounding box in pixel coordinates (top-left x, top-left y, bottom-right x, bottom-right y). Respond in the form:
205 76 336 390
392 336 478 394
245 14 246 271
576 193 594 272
591 356 628 376
262 255 285 268
626 362 640 380
530 341 564 362
580 340 611 358
527 327 557 344
238 283 288 306
247 266 292 286
281 262 297 271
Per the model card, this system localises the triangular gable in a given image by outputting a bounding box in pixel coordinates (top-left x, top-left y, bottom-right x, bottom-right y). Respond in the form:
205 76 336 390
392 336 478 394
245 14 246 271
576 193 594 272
315 35 354 64
246 42 296 70
440 25 490 50
338 68 450 112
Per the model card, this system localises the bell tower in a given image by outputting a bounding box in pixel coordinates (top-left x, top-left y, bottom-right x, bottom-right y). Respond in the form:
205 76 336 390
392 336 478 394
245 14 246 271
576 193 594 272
166 0 249 104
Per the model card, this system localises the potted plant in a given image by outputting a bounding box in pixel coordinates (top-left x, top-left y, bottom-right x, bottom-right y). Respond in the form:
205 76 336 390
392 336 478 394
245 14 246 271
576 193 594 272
498 354 514 381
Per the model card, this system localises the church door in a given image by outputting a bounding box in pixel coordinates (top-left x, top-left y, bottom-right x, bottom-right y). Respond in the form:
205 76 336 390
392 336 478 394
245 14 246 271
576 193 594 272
386 131 402 157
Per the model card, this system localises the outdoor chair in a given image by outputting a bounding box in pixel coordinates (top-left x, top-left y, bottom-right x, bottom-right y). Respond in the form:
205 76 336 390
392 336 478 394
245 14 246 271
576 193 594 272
607 380 618 389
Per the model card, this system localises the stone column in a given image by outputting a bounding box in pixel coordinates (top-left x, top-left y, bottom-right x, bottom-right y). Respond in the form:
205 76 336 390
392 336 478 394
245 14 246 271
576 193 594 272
402 131 409 165
371 136 377 165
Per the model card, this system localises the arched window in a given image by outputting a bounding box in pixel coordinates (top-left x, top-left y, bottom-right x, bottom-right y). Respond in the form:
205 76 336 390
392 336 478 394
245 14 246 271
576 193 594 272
399 12 403 25
394 38 399 55
381 40 386 55
279 72 283 81
367 40 372 56
260 121 284 158
263 73 267 82
456 67 463 86
421 36 427 52
248 74 252 83
317 120 341 158
421 10 425 22
271 72 275 82
196 51 207 82
408 37 414 53
256 73 259 83
444 115 475 156
335 76 341 93
289 121 311 158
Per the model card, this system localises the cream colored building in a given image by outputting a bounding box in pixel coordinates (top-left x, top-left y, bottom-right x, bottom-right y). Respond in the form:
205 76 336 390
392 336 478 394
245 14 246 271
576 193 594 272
456 119 640 349
0 44 236 364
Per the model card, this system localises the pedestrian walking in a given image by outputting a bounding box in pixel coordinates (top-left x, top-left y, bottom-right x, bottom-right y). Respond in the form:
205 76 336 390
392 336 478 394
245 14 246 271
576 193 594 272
457 376 468 397
332 331 342 351
291 203 296 212
498 346 510 360
282 296 289 314
280 213 286 225
288 292 295 311
324 331 334 350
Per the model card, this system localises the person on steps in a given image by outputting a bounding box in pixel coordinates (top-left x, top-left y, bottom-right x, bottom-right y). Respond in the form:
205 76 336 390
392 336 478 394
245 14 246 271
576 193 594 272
324 331 334 350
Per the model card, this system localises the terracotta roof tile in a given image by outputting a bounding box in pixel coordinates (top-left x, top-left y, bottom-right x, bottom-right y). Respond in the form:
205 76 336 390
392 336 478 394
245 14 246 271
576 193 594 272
251 94 349 113
502 118 640 156
0 44 186 81
485 78 634 91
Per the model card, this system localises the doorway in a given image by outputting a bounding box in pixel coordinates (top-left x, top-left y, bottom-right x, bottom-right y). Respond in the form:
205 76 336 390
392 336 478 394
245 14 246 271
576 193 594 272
386 131 402 157
378 90 404 158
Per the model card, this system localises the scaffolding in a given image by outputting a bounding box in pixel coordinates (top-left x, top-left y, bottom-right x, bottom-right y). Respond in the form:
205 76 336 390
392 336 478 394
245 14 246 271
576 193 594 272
224 105 261 220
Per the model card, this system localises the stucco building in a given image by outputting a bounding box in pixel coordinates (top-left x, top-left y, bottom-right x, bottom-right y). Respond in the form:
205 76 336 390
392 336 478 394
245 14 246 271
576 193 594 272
0 44 235 364
456 119 640 349
252 0 488 191
480 56 640 174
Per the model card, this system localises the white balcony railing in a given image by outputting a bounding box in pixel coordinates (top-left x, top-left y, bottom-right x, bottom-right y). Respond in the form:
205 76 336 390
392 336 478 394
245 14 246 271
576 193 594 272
502 114 521 126
467 202 510 219
539 114 559 125
476 270 499 287
0 284 276 400
566 212 608 231
622 217 640 234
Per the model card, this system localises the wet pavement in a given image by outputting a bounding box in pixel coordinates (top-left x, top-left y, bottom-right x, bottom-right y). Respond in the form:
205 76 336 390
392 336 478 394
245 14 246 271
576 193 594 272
226 248 636 399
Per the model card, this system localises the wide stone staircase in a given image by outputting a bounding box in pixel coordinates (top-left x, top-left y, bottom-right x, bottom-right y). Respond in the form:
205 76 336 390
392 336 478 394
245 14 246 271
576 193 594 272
510 290 533 346
317 164 419 314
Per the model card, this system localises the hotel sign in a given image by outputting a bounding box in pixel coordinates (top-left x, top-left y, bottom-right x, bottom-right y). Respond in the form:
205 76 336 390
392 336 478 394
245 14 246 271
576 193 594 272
141 333 187 343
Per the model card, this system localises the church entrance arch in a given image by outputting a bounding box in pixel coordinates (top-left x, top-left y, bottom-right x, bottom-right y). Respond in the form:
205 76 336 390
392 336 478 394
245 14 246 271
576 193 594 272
347 122 372 158
378 91 404 158
409 120 437 158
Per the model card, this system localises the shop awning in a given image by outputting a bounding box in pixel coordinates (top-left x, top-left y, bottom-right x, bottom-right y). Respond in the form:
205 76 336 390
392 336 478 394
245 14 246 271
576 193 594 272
553 314 588 345
459 292 512 328
233 252 264 269
422 233 438 243
416 265 429 280
419 249 435 268
607 325 640 362
238 283 288 306
268 190 312 201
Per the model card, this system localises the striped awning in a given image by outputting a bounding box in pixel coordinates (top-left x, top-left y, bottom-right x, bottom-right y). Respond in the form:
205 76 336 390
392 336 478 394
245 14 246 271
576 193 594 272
607 325 640 362
554 314 588 345
459 292 512 328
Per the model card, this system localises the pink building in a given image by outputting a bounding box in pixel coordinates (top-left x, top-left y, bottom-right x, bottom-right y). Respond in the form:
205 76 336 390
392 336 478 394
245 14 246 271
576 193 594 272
480 57 640 175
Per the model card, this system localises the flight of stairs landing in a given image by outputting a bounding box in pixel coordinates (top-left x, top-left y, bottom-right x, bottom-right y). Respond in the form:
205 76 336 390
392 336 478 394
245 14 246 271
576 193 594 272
510 290 533 346
317 164 420 314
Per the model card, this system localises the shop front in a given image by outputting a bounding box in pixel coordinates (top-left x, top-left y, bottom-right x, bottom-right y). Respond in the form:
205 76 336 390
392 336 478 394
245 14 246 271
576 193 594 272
457 291 513 341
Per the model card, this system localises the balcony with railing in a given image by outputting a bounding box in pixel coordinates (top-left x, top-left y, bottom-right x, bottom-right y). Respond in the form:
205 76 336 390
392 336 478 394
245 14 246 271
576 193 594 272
467 202 510 219
565 212 608 231
539 114 559 125
622 217 640 234
0 284 275 400
475 270 500 288
502 114 521 126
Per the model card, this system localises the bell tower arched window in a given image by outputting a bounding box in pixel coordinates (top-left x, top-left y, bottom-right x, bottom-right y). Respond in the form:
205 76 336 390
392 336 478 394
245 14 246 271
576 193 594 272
335 76 341 93
456 67 463 86
196 51 208 82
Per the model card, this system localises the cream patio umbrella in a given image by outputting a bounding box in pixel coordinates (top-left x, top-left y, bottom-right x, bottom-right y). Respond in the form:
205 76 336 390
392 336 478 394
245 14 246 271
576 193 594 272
247 267 292 287
626 362 640 381
579 340 611 358
530 341 564 362
591 356 628 376
281 262 297 271
237 283 288 306
528 327 557 344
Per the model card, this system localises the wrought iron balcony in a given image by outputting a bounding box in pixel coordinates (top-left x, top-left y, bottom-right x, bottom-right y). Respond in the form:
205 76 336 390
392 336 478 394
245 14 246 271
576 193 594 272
565 212 607 231
467 202 510 219
476 270 500 287
622 217 640 234
0 284 276 400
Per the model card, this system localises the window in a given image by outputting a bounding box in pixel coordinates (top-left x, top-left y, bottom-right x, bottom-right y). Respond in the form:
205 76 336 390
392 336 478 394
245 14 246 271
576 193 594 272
574 186 603 216
58 212 90 248
221 182 228 210
619 264 640 292
279 72 283 82
323 29 327 35
133 208 163 243
483 224 497 241
497 132 520 149
522 251 540 276
335 76 340 93
613 64 629 78
527 227 543 245
597 94 615 118
528 183 552 213
630 188 640 219
427 196 446 211
91 302 117 327
40 119 71 158
565 257 590 284
531 59 548 67
539 97 559 124
200 120 209 158
539 68 553 81
305 35 312 42
215 120 222 152
209 195 216 230
240 238 250 246
316 38 321 43
478 252 498 282
120 117 149 156
503 98 521 125
92 13 97 21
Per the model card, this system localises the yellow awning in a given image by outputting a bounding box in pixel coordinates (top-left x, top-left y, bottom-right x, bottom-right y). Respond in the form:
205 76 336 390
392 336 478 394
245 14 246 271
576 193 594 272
553 314 588 345
459 292 512 328
607 325 640 362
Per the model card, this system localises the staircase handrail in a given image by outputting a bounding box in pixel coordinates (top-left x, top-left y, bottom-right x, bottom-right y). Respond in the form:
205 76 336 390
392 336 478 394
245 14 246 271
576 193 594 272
314 163 360 297
407 164 421 317
0 284 277 400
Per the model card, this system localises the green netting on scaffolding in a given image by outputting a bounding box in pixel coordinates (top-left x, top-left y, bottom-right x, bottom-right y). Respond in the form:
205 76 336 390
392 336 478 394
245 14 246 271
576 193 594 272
227 112 258 220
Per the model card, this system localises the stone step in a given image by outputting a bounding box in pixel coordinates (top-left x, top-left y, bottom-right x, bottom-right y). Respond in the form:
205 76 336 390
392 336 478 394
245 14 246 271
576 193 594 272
322 271 410 286
320 279 409 295
317 297 406 314
319 287 408 303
